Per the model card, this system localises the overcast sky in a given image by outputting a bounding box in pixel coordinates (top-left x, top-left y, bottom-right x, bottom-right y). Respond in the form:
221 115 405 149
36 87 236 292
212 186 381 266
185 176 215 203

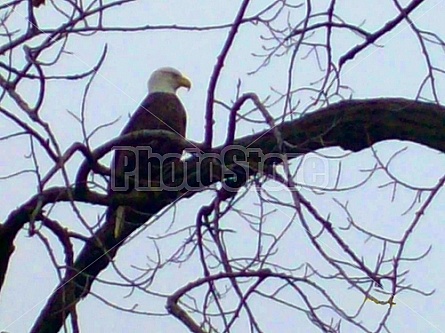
1 0 445 332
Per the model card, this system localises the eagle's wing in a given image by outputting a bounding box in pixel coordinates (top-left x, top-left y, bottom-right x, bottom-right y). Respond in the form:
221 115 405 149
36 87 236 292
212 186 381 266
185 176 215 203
108 92 187 238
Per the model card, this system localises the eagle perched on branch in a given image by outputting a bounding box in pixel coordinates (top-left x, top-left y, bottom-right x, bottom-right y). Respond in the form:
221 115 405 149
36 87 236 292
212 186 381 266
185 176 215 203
108 67 191 238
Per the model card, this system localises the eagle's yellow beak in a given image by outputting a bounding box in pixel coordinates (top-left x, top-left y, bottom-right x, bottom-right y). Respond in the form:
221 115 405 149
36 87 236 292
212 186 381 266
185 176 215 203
178 75 192 90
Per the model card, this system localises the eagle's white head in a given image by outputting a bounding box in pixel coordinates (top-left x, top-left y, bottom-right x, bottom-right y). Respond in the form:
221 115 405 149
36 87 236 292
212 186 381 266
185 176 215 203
148 67 192 94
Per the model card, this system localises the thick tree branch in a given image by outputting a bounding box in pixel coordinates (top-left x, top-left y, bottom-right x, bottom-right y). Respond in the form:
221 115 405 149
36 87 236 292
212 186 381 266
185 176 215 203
239 98 445 154
0 98 443 332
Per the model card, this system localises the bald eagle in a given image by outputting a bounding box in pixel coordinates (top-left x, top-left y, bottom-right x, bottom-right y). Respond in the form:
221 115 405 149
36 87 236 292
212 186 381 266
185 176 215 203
109 67 191 238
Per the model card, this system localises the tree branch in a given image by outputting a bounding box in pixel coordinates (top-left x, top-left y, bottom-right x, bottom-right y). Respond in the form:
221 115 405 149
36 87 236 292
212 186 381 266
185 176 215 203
0 97 443 332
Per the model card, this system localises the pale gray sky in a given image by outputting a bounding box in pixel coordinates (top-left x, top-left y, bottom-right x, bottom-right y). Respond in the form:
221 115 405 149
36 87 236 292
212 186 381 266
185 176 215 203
1 0 444 332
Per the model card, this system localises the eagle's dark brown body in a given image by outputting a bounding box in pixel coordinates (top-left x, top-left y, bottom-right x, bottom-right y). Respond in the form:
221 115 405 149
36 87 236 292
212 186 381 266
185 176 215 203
114 92 187 186
107 92 187 234
121 92 186 140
